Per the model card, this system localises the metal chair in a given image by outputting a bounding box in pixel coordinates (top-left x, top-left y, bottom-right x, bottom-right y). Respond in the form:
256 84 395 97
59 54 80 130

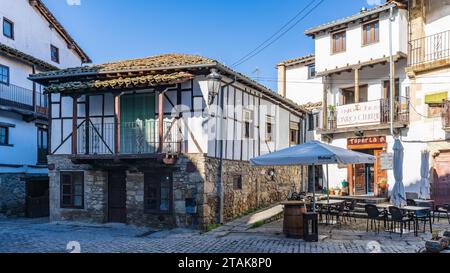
365 204 387 233
388 206 415 237
344 199 357 223
433 204 450 224
329 202 346 226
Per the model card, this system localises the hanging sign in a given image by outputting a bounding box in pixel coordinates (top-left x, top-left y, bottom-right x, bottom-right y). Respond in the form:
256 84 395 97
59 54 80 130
380 153 393 170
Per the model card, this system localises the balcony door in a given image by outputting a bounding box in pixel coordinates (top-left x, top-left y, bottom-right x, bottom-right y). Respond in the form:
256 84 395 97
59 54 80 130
341 85 368 105
120 93 156 154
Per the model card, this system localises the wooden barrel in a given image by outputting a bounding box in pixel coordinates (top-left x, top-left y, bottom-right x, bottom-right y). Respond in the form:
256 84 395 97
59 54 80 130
282 202 307 239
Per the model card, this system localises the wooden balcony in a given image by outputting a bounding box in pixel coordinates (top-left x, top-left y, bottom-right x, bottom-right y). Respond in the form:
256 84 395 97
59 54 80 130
318 98 410 135
408 30 450 73
72 120 182 162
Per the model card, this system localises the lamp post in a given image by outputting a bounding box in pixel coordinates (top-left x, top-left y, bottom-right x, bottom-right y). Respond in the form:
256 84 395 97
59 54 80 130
207 68 222 105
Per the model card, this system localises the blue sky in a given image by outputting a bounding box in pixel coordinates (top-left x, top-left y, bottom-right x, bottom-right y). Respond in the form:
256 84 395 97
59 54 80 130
43 0 383 90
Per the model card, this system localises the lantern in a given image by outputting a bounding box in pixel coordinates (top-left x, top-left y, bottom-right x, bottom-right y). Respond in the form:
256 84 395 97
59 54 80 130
207 68 222 105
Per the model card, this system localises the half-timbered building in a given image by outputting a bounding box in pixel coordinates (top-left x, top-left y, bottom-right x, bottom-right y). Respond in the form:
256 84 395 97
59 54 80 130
30 53 308 228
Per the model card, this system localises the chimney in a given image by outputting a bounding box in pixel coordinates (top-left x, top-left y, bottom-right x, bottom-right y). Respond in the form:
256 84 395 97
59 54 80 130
277 64 287 97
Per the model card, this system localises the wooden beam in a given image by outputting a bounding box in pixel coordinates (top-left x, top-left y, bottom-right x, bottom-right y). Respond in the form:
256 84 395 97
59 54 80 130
114 94 121 154
158 90 165 153
71 96 78 155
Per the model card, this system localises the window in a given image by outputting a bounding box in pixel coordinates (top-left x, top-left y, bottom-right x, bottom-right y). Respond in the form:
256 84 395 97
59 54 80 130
362 21 379 46
233 175 243 190
0 126 8 145
265 116 275 142
243 109 254 139
37 128 48 164
308 114 319 131
332 31 346 53
60 172 84 209
290 122 300 146
384 79 401 102
0 65 9 85
3 18 13 39
50 45 59 63
307 65 316 79
144 173 172 213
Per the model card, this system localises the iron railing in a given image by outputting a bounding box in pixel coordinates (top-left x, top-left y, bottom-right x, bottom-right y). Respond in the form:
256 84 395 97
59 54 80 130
77 120 182 155
326 97 410 130
0 82 48 113
409 30 450 67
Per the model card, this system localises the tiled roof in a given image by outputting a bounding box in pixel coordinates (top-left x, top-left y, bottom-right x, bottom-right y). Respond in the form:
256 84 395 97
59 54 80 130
30 53 216 79
29 0 91 63
278 54 315 67
304 2 397 36
301 102 323 111
45 72 194 93
0 42 58 71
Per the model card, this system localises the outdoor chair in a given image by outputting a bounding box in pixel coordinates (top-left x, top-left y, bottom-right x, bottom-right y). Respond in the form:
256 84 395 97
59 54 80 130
364 204 387 233
328 202 346 226
433 204 450 224
344 200 357 223
407 199 416 206
388 206 415 237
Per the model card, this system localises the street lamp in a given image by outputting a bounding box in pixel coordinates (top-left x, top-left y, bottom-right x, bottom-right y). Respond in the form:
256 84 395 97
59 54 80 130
207 68 222 105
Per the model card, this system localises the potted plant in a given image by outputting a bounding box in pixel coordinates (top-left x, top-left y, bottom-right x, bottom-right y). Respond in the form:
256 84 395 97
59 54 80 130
377 178 388 191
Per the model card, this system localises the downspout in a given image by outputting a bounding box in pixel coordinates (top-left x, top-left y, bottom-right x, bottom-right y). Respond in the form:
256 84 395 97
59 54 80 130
218 77 236 224
389 6 395 137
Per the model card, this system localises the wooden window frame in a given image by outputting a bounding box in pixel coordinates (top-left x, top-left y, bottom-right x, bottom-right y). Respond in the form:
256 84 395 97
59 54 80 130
233 175 243 190
265 115 275 142
37 127 49 164
144 172 173 214
243 109 254 139
362 20 379 46
50 44 60 63
0 64 10 85
0 126 9 146
60 172 84 209
331 31 346 54
3 18 14 40
307 64 316 79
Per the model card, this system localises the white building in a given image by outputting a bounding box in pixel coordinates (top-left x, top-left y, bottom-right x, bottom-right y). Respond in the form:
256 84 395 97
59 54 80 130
0 0 90 216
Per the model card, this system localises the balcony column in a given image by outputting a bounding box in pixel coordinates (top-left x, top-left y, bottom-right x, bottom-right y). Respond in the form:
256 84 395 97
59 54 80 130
114 93 121 154
71 95 79 155
354 67 360 103
322 76 328 129
158 88 167 153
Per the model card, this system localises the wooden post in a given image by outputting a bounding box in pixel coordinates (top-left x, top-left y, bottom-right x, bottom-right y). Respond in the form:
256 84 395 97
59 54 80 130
354 67 360 103
158 89 165 153
322 76 328 129
32 65 36 111
47 92 52 155
85 96 90 155
71 96 78 155
114 94 121 154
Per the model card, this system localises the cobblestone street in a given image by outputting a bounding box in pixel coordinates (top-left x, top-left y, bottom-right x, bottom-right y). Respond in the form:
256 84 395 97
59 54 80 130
1 215 448 253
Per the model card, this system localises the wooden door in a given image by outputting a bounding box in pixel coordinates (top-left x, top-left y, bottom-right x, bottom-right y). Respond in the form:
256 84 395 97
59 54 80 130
433 152 450 206
374 150 388 197
354 164 367 195
108 171 127 223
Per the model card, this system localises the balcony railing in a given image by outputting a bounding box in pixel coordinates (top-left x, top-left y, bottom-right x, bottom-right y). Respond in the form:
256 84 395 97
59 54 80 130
77 120 182 155
326 97 410 131
0 82 48 114
409 30 450 67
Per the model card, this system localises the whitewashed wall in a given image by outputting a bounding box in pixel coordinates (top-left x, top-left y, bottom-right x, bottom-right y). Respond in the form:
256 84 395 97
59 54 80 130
0 0 85 68
424 0 450 36
285 64 323 105
314 8 408 73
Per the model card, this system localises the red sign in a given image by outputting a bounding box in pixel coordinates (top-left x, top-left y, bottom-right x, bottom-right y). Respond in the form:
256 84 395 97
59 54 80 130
348 136 386 146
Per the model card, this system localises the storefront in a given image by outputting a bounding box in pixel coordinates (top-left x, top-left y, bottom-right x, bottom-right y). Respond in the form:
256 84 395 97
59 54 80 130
347 136 388 197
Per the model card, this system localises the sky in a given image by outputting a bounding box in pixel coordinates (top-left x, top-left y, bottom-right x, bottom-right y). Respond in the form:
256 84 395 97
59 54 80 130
43 0 384 90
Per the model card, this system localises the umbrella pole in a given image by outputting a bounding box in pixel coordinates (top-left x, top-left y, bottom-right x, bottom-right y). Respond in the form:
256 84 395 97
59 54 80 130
312 164 316 213
327 164 330 204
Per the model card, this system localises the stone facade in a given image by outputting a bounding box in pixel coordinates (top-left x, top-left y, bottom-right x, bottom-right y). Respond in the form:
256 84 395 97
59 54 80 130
0 174 26 216
47 154 302 230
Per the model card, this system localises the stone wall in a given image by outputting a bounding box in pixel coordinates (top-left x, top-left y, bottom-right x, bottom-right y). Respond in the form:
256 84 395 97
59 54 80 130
0 174 26 216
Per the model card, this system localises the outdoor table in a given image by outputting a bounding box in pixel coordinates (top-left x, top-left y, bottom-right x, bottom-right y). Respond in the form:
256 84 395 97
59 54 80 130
400 206 433 236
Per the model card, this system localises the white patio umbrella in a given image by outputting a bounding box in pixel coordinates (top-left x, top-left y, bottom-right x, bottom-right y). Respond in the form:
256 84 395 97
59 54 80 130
391 139 407 207
250 140 376 212
419 150 431 200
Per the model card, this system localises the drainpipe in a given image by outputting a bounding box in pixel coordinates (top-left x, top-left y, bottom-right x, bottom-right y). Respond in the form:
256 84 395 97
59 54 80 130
389 6 395 137
218 76 236 224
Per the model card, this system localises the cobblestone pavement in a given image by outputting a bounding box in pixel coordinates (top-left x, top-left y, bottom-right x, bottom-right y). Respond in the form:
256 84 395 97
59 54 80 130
0 216 448 253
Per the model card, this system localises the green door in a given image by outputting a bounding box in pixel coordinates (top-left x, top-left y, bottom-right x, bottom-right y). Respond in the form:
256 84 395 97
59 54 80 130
120 94 156 154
